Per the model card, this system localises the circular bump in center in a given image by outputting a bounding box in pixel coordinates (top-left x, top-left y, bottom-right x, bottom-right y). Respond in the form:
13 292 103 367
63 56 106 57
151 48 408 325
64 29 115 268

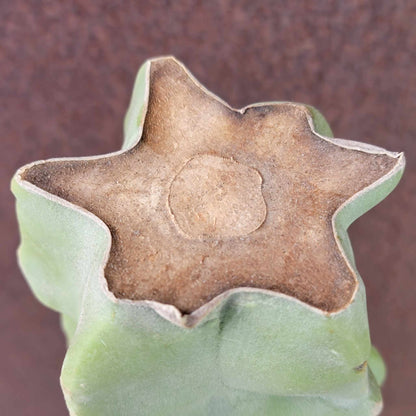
168 154 267 239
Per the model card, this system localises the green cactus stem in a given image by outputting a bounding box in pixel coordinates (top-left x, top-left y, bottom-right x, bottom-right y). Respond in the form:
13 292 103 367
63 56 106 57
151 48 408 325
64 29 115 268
12 56 404 416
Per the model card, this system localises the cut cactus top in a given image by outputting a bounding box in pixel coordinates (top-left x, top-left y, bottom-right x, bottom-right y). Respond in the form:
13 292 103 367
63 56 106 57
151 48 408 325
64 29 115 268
22 57 403 314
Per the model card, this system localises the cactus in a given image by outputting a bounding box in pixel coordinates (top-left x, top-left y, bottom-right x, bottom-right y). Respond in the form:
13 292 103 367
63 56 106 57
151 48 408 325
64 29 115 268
12 57 404 416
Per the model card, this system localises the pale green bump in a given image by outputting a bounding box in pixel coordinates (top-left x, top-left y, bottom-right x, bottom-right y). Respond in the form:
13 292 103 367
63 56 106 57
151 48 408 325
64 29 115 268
369 346 387 387
123 60 150 150
12 176 109 327
307 104 334 137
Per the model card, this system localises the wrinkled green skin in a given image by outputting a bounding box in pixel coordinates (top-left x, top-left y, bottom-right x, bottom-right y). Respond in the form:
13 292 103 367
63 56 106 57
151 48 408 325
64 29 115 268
12 61 402 416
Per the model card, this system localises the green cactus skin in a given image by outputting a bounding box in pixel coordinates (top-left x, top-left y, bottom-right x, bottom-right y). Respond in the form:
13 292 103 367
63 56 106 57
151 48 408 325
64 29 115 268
12 57 404 416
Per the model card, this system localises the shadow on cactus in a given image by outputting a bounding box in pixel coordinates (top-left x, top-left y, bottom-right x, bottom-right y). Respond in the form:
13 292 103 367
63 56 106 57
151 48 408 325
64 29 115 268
12 56 404 416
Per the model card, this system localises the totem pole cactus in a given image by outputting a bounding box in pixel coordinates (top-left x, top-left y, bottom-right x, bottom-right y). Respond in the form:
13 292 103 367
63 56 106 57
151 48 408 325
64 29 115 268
12 57 404 415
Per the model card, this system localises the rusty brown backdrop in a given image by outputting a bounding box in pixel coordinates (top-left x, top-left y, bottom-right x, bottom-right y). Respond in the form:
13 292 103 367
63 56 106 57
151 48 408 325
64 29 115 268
1 1 415 415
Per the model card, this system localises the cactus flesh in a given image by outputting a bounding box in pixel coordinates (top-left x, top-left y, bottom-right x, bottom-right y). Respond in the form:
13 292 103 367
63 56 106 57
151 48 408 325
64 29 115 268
12 57 404 415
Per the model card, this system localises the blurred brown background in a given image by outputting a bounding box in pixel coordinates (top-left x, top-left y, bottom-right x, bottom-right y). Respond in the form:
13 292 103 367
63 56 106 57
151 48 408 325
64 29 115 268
1 1 415 415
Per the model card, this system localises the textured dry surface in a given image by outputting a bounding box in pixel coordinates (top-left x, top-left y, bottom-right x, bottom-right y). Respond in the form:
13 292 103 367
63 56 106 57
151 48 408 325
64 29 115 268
2 1 415 415
23 58 396 313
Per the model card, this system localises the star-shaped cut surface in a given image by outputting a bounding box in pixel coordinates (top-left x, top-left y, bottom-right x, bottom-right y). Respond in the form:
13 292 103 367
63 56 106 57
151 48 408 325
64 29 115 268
23 57 401 313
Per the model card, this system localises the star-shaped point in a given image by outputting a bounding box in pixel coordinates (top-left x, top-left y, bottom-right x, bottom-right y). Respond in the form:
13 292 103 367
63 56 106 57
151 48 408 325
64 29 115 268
22 57 404 314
